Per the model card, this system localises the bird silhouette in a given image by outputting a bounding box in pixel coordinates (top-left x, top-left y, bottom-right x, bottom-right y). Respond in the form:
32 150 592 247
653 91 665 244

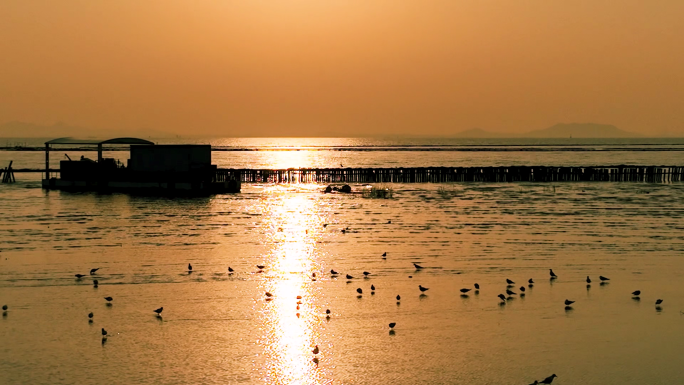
312 345 319 355
101 328 107 337
382 252 387 258
549 269 557 279
75 274 86 279
413 263 424 269
93 280 98 287
326 309 331 314
330 269 339 275
356 288 363 294
632 290 641 296
363 271 371 277
154 307 163 315
419 285 429 292
528 278 534 284
396 295 401 301
2 305 7 311
520 286 526 293
498 294 506 302
506 289 516 296
228 267 234 273
90 268 99 275
341 229 346 234
460 288 471 294
104 297 113 302
586 276 591 283
474 283 480 290
599 276 610 281
346 274 354 279
188 263 192 271
265 292 273 297
506 279 515 285
564 299 575 306
656 299 663 305
371 284 376 290
88 312 93 319
256 265 265 270
389 322 396 329
540 374 557 384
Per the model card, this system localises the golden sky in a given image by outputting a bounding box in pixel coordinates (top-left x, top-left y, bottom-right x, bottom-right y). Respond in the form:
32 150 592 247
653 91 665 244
1 1 683 137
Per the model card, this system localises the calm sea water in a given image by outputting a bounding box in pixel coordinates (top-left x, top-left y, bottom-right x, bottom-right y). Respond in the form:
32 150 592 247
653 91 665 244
1 138 684 384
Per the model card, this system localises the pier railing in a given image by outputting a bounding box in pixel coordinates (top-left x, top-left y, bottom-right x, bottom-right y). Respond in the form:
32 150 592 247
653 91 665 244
213 166 684 184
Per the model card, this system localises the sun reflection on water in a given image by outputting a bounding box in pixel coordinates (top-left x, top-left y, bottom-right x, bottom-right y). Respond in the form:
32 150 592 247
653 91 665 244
257 189 328 384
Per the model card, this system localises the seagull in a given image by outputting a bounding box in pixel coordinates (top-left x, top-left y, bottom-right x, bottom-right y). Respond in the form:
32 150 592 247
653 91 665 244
75 274 86 279
506 289 516 296
474 283 480 290
564 299 575 306
228 267 234 273
506 279 515 285
101 328 107 337
460 288 471 294
519 286 526 293
387 220 391 224
90 268 99 275
330 270 339 275
586 276 591 283
326 309 331 315
154 307 163 315
2 305 7 310
93 279 99 287
104 297 113 302
323 223 328 228
498 294 506 302
549 269 557 279
88 312 93 319
363 271 371 277
632 290 641 296
265 292 273 297
413 263 424 269
389 322 396 329
371 284 376 290
341 229 346 234
419 285 429 292
312 345 319 355
256 265 265 270
656 299 663 305
356 288 363 294
382 252 387 258
396 295 401 301
540 374 557 384
188 263 192 272
346 274 354 279
599 276 610 281
528 278 534 284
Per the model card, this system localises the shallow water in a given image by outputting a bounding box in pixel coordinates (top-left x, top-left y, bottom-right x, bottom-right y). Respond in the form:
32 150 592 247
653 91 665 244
2 179 684 384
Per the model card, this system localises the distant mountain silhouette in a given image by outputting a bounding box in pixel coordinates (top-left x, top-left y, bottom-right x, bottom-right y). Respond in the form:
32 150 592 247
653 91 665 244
454 123 640 138
525 123 639 138
0 121 171 138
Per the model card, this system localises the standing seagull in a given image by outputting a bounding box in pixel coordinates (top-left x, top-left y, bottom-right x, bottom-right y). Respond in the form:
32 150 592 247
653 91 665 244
88 312 94 319
549 269 557 279
498 294 506 302
460 288 471 294
519 286 526 294
104 297 113 302
101 328 107 337
586 276 591 284
396 295 401 301
506 279 515 285
389 322 396 329
599 276 610 282
564 299 575 306
632 290 641 297
506 289 516 296
474 283 480 290
346 274 354 280
419 285 429 292
330 270 339 275
90 268 100 275
382 252 387 258
656 299 663 305
413 263 424 270
188 263 193 272
228 267 234 273
93 280 99 288
154 307 163 315
75 274 86 279
356 288 363 294
540 374 557 384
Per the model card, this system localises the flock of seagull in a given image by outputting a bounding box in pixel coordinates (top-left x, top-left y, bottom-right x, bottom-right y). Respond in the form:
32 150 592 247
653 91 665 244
2 257 668 384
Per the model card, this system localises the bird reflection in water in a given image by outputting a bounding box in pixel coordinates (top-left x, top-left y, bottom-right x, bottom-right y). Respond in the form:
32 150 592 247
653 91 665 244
257 190 327 384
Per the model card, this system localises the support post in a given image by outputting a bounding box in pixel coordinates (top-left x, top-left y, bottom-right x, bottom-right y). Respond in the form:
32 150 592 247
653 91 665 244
45 144 50 179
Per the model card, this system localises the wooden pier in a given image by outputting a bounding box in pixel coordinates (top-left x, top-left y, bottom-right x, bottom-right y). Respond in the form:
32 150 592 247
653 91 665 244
213 165 684 184
6 165 684 184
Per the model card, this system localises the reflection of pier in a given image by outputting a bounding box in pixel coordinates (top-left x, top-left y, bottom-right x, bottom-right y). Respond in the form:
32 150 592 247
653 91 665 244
216 166 684 184
8 165 684 184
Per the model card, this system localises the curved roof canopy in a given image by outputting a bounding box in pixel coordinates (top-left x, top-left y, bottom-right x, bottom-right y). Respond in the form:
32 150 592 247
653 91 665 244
45 137 155 145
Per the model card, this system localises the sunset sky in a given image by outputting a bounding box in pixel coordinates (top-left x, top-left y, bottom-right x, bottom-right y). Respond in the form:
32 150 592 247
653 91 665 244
1 1 683 137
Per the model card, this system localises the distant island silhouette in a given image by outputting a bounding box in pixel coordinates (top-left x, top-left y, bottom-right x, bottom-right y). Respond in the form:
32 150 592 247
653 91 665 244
454 123 641 138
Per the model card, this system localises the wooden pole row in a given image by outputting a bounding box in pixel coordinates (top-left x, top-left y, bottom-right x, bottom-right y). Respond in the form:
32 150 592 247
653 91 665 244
1 161 16 183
